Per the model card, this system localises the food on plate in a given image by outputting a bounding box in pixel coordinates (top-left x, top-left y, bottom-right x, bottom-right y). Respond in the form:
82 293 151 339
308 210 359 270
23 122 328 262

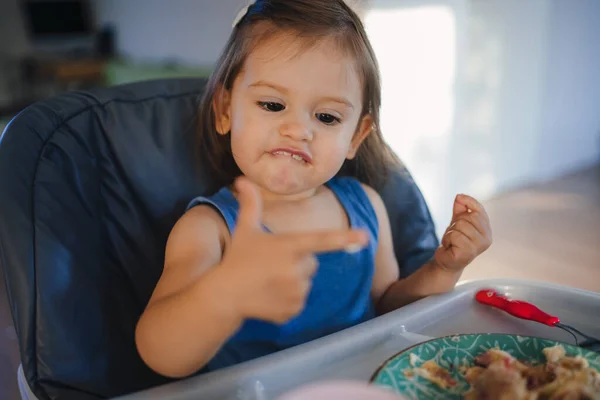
404 345 600 399
465 361 529 400
404 359 457 389
465 345 600 400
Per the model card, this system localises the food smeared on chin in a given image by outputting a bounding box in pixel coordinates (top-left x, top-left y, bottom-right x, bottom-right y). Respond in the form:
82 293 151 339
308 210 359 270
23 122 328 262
403 345 600 400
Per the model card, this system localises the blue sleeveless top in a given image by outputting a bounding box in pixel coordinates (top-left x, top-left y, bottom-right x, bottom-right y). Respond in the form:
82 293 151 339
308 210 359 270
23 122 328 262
187 177 379 372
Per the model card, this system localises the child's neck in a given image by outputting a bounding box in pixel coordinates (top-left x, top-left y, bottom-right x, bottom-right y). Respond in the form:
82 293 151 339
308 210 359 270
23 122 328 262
258 186 321 205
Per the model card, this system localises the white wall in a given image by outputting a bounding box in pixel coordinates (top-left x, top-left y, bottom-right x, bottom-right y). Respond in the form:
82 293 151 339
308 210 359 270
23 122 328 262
93 0 370 66
2 0 599 233
537 0 600 179
365 0 470 231
457 0 600 194
94 0 247 66
365 0 600 235
453 0 553 196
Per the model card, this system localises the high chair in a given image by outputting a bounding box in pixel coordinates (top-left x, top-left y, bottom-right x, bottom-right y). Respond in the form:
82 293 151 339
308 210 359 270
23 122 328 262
0 78 439 399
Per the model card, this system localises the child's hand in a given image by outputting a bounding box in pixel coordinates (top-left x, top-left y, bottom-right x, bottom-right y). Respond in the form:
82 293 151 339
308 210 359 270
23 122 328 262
434 194 492 272
219 177 369 324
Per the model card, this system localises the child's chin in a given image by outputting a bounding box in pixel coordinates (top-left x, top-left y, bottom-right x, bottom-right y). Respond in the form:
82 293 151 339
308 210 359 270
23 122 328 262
262 175 311 196
265 180 306 195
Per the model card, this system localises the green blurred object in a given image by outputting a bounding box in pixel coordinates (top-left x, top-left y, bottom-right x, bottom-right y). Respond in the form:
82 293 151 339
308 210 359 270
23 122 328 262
1 118 9 133
0 59 213 120
104 59 213 86
371 333 600 400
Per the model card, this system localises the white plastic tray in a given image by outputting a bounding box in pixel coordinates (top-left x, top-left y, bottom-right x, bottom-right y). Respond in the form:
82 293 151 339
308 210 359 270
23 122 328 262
106 279 598 399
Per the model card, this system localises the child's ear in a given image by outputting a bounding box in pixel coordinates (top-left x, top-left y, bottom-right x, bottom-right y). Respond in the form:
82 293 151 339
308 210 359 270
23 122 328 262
347 114 373 159
212 85 232 135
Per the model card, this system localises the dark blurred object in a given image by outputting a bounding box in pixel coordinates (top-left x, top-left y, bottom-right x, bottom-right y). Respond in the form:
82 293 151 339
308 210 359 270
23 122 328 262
22 0 93 38
95 25 116 58
22 55 106 93
0 55 107 119
21 0 96 57
0 0 103 118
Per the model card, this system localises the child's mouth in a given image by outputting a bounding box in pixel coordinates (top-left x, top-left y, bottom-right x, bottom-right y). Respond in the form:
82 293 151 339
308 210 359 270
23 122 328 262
269 149 311 164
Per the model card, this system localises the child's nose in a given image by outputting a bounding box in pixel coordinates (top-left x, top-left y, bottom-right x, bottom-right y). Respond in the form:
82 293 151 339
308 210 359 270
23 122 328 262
279 118 313 141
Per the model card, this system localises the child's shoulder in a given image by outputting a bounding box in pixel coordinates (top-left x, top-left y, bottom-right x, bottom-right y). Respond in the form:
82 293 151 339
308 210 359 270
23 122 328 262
186 186 234 212
331 176 387 225
176 204 229 241
164 203 229 270
331 176 383 205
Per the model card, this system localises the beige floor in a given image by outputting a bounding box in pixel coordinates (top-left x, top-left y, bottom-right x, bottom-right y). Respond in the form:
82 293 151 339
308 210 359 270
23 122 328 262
461 166 600 292
0 165 598 399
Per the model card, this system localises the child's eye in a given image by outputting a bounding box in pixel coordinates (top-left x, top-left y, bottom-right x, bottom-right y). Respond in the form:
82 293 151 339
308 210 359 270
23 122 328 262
258 101 285 112
316 113 341 125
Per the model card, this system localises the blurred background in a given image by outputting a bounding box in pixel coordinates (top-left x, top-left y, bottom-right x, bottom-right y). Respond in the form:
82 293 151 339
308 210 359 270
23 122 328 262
0 0 599 397
0 0 598 284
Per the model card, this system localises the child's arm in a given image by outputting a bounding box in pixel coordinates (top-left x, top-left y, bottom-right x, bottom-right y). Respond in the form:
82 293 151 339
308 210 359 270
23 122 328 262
136 178 368 378
364 185 492 314
135 205 243 378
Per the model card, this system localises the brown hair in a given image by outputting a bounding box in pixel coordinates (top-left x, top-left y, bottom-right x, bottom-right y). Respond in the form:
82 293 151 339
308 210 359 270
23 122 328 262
196 0 401 192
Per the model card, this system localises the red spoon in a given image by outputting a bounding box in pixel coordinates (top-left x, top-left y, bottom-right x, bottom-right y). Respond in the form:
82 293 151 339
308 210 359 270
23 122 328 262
475 289 599 348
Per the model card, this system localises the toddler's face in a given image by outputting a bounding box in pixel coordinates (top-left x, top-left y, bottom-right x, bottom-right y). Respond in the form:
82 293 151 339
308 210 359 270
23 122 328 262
215 33 372 197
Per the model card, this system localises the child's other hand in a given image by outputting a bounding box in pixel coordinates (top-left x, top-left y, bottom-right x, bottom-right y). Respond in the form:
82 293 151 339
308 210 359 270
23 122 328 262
434 194 492 272
219 177 369 325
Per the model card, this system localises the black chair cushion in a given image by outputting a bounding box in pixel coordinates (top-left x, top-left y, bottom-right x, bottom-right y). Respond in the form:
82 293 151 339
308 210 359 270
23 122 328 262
0 78 438 399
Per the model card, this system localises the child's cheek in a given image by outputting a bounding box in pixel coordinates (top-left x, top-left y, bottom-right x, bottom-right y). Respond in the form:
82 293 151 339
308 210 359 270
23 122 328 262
318 138 352 166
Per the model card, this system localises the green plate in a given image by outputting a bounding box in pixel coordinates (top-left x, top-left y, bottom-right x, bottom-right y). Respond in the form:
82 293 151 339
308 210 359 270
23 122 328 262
371 333 600 400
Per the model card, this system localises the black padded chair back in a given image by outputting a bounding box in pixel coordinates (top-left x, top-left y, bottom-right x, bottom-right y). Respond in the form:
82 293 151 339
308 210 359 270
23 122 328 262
0 78 437 399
